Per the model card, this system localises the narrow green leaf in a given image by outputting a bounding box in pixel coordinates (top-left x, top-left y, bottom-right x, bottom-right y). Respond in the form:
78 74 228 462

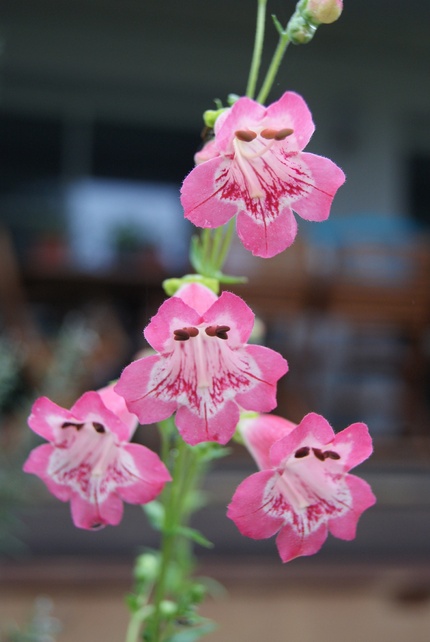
175 526 214 549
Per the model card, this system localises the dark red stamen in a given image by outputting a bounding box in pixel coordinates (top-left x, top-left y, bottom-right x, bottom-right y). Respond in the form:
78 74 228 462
260 128 277 140
186 326 199 337
274 127 294 140
294 446 310 459
205 325 231 340
173 326 199 341
61 421 84 430
294 446 310 458
93 422 106 433
260 127 294 140
312 448 325 461
324 450 341 460
235 129 257 142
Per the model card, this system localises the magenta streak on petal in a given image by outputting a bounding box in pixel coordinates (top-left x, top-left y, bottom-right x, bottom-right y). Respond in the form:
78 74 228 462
48 423 133 508
262 449 353 538
137 330 271 414
184 163 234 221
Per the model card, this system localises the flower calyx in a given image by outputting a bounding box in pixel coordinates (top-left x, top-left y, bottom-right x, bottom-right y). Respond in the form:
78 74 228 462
163 274 220 297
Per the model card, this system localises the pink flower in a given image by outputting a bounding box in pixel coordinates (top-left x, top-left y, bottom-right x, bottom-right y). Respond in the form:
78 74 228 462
114 283 288 446
23 385 171 530
181 92 345 258
227 412 376 562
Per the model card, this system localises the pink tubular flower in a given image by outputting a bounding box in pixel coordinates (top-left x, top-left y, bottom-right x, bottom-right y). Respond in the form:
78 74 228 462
114 283 288 446
181 92 345 259
23 385 171 530
227 412 376 562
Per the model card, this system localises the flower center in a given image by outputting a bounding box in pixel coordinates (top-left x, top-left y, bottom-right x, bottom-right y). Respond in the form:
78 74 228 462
54 420 116 482
274 445 342 511
294 446 340 461
233 127 294 199
173 325 230 342
172 324 231 388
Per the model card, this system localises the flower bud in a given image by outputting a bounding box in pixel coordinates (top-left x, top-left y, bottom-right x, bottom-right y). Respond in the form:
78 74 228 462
203 107 228 129
286 13 317 44
134 553 159 582
304 0 343 25
159 600 178 618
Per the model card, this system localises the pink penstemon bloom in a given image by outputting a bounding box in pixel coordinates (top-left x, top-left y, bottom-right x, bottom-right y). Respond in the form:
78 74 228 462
23 385 171 530
181 91 345 259
114 282 288 446
227 412 376 562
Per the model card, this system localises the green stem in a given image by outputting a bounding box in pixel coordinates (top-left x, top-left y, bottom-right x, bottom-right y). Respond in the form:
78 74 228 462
246 0 268 99
125 606 152 642
147 437 194 641
214 219 236 272
209 227 224 271
256 26 290 104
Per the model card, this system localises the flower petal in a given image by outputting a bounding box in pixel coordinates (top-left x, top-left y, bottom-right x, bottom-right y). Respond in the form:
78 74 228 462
98 385 139 441
227 470 283 539
328 475 376 540
269 412 334 468
236 205 298 258
332 423 373 471
71 391 130 442
70 492 124 530
276 522 328 562
239 414 297 471
204 291 255 346
117 443 171 504
114 355 178 425
181 156 238 228
291 152 346 222
23 443 72 502
28 397 77 443
265 91 315 151
175 282 218 317
235 345 288 412
215 97 266 151
176 398 240 445
144 296 201 354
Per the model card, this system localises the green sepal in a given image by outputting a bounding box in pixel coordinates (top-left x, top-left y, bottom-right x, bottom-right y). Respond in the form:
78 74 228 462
227 93 240 106
192 441 231 463
163 274 220 296
215 272 248 285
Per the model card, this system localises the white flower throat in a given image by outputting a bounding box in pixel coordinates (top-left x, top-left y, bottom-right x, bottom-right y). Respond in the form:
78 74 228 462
173 324 231 389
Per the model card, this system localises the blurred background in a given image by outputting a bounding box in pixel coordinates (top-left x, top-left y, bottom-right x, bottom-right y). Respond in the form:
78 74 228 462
0 1 430 640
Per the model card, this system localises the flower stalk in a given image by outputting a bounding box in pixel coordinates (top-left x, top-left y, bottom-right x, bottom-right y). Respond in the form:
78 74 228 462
256 16 290 104
246 0 268 99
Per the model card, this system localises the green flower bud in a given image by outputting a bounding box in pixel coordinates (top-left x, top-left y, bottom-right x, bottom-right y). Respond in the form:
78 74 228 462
189 582 207 604
159 600 177 618
203 107 229 129
286 13 317 44
134 553 159 582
